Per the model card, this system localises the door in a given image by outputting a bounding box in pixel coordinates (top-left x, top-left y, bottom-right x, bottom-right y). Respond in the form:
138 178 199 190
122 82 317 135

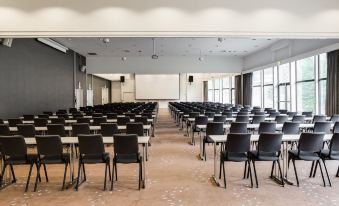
75 89 83 109
102 87 109 104
87 89 93 106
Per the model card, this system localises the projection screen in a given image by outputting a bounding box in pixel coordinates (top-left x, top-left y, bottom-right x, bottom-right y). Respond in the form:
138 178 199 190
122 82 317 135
135 74 180 99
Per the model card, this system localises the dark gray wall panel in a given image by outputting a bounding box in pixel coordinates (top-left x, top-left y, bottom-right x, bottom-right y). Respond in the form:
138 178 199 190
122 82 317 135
0 39 75 119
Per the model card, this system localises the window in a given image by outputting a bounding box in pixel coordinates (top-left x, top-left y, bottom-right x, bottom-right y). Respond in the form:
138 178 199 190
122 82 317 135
319 53 327 114
208 80 214 102
222 77 230 103
231 76 236 104
263 68 273 108
278 63 291 110
296 56 315 112
214 79 220 102
252 70 262 107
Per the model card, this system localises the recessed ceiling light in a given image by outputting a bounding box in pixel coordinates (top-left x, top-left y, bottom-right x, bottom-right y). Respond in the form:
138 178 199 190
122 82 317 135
252 38 256 41
138 50 142 53
267 39 271 40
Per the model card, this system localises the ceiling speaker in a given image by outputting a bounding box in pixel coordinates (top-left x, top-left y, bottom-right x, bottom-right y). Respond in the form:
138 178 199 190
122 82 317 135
120 76 125 83
188 75 193 83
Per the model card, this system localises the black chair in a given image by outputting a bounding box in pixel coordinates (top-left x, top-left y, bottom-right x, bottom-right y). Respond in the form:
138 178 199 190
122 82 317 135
37 114 49 119
269 112 280 118
204 112 215 118
0 124 11 136
213 115 227 123
236 115 249 123
282 122 300 134
125 113 136 119
334 122 339 133
100 123 118 136
72 123 90 136
126 123 144 136
251 115 265 124
92 113 103 118
0 136 38 192
34 135 70 191
255 111 265 116
51 118 65 125
23 115 35 121
93 117 107 126
287 112 298 117
238 112 249 116
135 116 148 125
258 122 276 134
230 122 248 133
302 111 313 117
58 114 69 120
313 122 332 134
43 111 53 116
117 117 130 126
203 122 224 161
330 115 339 123
278 109 288 114
34 118 48 127
313 115 327 123
142 113 153 119
47 124 66 137
8 118 23 127
320 133 339 186
292 115 305 123
111 134 142 190
249 133 284 187
76 134 111 191
220 133 253 188
192 116 208 145
17 124 36 137
107 113 118 119
76 117 91 124
288 133 326 187
275 115 288 124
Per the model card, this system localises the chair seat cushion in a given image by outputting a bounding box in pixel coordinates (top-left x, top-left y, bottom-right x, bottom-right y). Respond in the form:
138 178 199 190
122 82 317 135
6 154 38 165
115 154 140 164
40 153 70 164
221 151 248 162
204 136 214 143
81 152 110 163
288 150 320 161
249 150 279 161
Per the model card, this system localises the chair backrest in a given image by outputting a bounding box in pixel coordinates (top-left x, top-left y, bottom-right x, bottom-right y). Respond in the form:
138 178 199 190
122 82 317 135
93 117 107 126
117 117 130 126
278 109 288 114
92 113 103 117
78 134 104 156
275 115 288 124
282 122 300 134
113 134 139 158
251 115 265 124
34 118 48 127
230 122 248 133
0 135 27 158
313 121 332 134
235 115 249 123
142 113 153 119
254 111 265 116
76 117 91 124
292 115 305 123
51 118 65 125
126 123 144 136
57 114 69 120
47 124 66 137
100 123 118 136
0 124 11 136
23 115 35 121
17 124 36 137
334 122 339 133
125 113 136 119
194 116 208 126
35 135 63 157
313 115 327 123
135 116 148 125
72 123 90 136
189 112 200 118
329 133 339 155
302 111 313 117
238 112 249 116
257 133 282 154
107 113 118 119
206 122 224 135
204 112 215 118
330 114 339 123
213 115 227 123
226 133 251 153
298 133 324 154
258 122 276 134
8 118 23 127
222 112 233 118
287 112 298 117
269 112 280 118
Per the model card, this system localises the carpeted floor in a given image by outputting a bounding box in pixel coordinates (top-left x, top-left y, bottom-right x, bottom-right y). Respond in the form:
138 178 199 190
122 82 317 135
0 108 339 206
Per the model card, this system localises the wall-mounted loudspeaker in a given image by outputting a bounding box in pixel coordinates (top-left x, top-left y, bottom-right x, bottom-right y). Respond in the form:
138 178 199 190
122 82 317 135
188 75 194 83
0 38 13 47
120 76 125 83
79 55 87 73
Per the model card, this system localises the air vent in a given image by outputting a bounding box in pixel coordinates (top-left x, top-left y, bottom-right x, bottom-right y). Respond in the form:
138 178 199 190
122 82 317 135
87 52 97 56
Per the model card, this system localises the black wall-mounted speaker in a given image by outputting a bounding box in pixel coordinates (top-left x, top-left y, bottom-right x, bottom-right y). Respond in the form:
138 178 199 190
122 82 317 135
188 75 194 83
120 76 125 83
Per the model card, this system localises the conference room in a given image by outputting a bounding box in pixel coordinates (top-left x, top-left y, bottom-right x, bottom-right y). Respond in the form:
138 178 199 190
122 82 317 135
1 0 339 205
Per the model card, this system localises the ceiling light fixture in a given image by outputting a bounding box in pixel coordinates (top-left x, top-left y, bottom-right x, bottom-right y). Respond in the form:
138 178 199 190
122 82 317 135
151 38 158 59
198 50 204 61
122 56 127 61
103 38 110 43
218 37 224 43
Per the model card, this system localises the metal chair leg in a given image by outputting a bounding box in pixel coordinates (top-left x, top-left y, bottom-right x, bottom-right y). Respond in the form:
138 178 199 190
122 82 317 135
75 160 82 191
312 160 319 178
10 164 16 183
292 159 299 187
33 163 41 192
62 162 68 190
270 161 276 178
0 164 7 187
110 161 114 191
25 163 34 192
243 161 247 179
82 163 87 181
277 160 284 187
309 161 315 178
247 160 253 188
317 160 326 187
336 165 339 177
252 160 258 188
222 161 226 189
43 164 49 182
322 159 331 187
104 163 108 191
108 163 112 181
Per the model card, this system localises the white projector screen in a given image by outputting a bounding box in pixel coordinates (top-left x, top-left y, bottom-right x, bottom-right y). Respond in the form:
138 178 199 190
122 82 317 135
135 74 180 99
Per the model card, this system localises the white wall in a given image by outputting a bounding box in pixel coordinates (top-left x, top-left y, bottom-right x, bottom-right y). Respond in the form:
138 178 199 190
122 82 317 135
87 56 243 74
243 39 339 71
1 0 339 37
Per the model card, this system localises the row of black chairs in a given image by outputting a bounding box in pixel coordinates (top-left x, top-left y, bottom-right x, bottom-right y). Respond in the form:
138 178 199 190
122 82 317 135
219 132 339 188
0 134 143 192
